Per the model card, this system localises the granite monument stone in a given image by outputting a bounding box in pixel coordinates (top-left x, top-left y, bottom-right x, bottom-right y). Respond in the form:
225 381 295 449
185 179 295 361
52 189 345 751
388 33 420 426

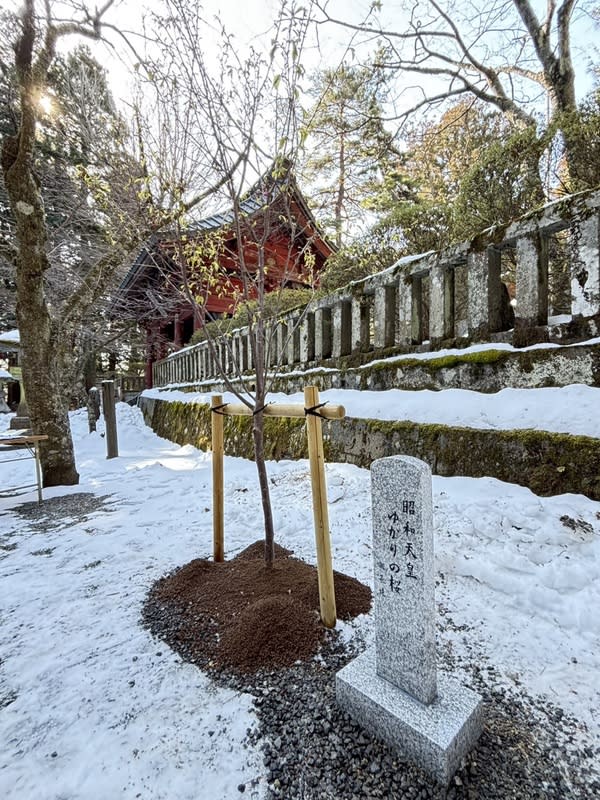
336 455 484 785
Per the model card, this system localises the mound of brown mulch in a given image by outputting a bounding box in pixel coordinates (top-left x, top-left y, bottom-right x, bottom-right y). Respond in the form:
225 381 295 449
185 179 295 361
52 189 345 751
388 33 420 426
144 540 371 673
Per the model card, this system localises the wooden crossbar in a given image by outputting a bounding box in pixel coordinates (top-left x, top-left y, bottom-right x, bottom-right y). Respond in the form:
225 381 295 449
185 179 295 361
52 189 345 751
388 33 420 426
215 401 345 420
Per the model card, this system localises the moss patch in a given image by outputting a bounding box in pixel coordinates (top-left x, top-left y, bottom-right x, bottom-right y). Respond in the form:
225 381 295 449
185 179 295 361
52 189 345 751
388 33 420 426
350 419 600 499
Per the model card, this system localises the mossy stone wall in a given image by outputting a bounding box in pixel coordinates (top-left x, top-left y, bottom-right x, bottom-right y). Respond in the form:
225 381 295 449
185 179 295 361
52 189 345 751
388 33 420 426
139 396 600 500
141 397 309 462
178 343 600 396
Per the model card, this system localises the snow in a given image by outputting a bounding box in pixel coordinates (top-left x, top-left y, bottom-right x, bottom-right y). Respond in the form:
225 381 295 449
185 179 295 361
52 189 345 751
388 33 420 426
360 334 600 368
1 391 599 799
143 383 600 438
0 329 20 344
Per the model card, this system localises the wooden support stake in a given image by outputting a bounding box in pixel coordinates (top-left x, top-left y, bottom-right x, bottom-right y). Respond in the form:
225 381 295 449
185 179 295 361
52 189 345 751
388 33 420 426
304 385 337 628
211 394 225 562
101 380 119 459
34 440 43 504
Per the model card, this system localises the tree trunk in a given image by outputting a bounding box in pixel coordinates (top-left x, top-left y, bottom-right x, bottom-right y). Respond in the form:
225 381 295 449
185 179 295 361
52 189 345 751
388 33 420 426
253 411 275 567
335 131 346 249
20 324 79 486
3 125 80 485
250 285 276 566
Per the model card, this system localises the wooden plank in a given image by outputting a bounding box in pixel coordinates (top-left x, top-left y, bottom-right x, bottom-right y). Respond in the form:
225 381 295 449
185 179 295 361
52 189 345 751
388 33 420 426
0 435 48 445
219 401 345 420
304 385 337 628
211 394 225 562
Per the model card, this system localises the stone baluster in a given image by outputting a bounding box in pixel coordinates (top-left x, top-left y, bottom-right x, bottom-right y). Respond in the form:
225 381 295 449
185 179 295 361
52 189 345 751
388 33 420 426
467 248 503 339
196 346 203 380
411 275 424 344
314 307 325 360
429 265 455 343
374 284 397 349
246 334 254 372
279 320 289 366
240 335 248 372
300 311 315 364
515 232 548 327
571 212 600 317
397 275 413 347
373 286 387 349
286 314 298 366
222 340 230 376
351 295 371 353
332 302 343 358
267 324 277 368
332 300 352 358
233 334 242 373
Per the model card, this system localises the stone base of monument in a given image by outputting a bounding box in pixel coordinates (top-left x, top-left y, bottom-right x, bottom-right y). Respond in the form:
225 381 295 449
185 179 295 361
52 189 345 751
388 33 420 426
9 416 31 431
9 402 31 432
336 648 484 786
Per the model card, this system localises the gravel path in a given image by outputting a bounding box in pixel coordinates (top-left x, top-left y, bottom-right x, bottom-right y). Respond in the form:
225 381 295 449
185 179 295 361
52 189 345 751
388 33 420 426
145 596 600 800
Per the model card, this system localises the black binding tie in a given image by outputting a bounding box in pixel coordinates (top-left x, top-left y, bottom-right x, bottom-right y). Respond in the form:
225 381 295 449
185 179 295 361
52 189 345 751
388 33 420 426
304 401 328 419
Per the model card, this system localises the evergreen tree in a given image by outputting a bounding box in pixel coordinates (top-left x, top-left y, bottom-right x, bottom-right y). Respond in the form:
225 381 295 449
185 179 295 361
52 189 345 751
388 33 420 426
301 63 405 247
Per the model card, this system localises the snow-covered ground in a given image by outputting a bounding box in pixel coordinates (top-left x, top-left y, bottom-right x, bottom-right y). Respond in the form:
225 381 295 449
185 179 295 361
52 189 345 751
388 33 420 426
1 394 599 799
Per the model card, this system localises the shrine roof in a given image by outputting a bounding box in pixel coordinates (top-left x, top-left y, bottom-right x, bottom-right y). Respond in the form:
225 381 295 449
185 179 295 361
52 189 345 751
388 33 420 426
117 166 333 299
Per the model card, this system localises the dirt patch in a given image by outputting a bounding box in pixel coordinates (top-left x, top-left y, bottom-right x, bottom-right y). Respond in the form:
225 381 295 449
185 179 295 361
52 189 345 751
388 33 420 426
143 540 372 673
11 493 114 531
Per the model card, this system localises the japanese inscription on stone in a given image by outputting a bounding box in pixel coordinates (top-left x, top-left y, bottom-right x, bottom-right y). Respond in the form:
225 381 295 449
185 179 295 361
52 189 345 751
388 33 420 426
385 501 419 593
371 456 437 705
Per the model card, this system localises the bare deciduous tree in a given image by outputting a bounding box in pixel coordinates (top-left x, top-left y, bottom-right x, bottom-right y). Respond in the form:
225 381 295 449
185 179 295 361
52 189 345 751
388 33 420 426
136 0 321 565
314 0 596 189
1 0 245 486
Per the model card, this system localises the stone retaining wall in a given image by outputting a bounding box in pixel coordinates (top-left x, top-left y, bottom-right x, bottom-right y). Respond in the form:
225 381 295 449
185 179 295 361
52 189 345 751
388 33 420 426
138 395 600 501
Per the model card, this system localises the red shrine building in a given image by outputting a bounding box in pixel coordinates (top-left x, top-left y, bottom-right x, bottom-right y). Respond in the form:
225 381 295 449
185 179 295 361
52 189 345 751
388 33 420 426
116 169 335 387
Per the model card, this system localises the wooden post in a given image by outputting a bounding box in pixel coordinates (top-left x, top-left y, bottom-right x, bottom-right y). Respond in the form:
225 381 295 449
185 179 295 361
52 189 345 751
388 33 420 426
304 385 337 628
101 380 118 459
211 394 225 562
33 439 43 503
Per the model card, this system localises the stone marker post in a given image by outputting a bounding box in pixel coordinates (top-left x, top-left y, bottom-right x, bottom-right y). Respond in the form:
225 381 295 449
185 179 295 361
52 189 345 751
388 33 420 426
101 380 119 459
336 456 484 786
373 456 436 704
87 387 101 434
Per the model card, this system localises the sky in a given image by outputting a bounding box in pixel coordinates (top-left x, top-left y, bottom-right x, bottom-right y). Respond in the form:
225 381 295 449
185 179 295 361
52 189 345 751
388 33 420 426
0 383 599 798
2 0 597 109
